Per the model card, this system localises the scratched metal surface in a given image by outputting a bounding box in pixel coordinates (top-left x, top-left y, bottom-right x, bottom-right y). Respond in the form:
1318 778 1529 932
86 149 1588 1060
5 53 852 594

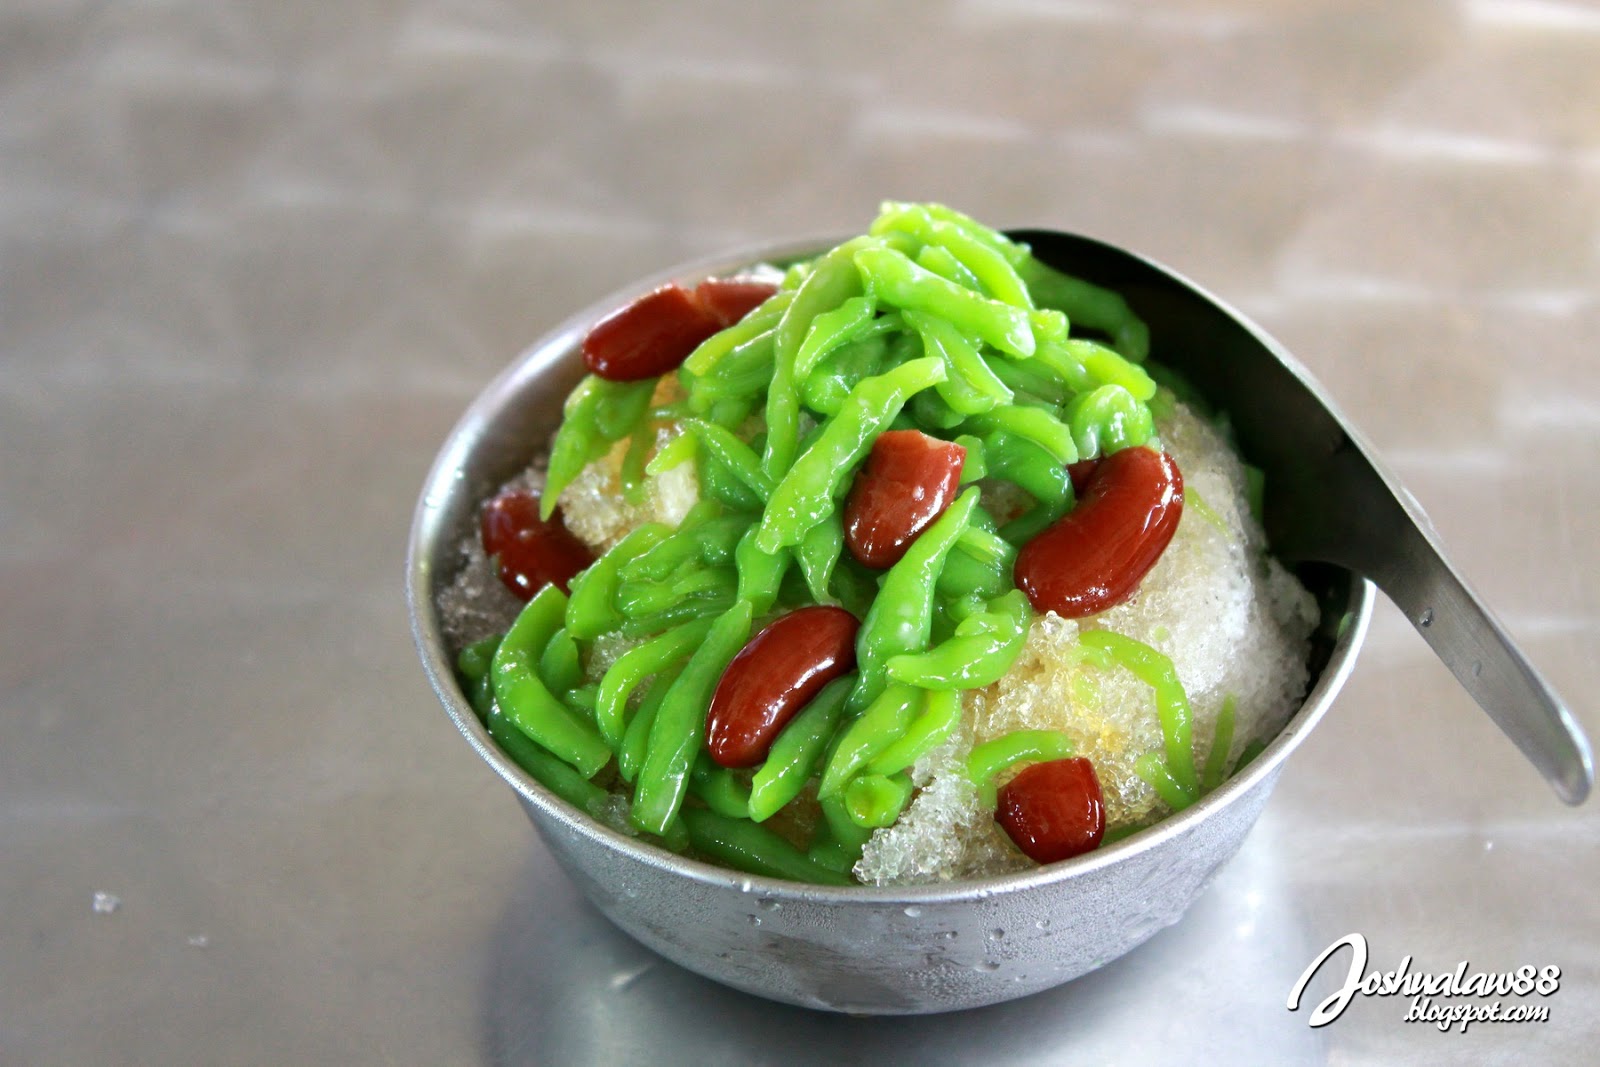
2 1 1597 1063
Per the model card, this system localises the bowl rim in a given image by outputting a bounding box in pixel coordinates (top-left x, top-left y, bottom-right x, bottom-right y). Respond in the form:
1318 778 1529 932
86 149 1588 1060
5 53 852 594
407 231 1377 906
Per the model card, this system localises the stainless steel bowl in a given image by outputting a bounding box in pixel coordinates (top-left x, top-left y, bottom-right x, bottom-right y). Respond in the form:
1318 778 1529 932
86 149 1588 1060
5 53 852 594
408 233 1374 1014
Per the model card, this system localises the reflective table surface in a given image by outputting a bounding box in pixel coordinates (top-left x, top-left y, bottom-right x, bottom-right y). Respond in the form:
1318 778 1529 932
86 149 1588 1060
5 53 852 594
4 2 1597 1062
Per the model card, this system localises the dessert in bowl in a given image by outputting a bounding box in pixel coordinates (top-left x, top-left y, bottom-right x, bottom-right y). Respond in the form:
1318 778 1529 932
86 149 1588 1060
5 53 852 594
408 204 1372 1012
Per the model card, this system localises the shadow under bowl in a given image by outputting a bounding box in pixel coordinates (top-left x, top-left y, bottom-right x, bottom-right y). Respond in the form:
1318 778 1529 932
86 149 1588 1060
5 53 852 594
408 232 1374 1015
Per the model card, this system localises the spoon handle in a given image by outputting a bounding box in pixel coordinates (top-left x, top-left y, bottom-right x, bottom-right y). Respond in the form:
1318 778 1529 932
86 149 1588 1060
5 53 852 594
1382 517 1592 804
1273 443 1594 804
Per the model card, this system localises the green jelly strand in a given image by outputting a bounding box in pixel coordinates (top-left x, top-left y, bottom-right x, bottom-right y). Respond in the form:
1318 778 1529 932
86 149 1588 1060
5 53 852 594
593 616 716 747
819 683 923 799
1029 338 1096 395
644 430 696 476
927 220 1034 307
747 676 852 823
934 537 1004 604
734 524 789 617
698 445 763 511
876 204 1033 307
843 772 915 829
689 753 753 819
794 295 877 381
935 524 1014 600
872 201 1028 269
685 420 773 502
966 729 1076 809
542 376 657 519
1135 752 1193 810
1078 629 1199 801
679 808 852 886
867 688 963 777
755 355 947 553
615 592 736 638
1201 694 1238 794
618 423 654 503
796 511 844 604
615 565 738 619
911 388 966 430
982 429 1070 505
563 523 670 640
468 672 496 723
618 660 683 784
1018 256 1151 362
850 486 980 711
1066 384 1155 460
1244 465 1265 526
491 585 613 778
982 352 1070 406
971 405 1078 466
799 331 890 417
828 557 880 621
763 237 876 479
1235 737 1268 773
854 246 1035 359
622 499 721 574
622 505 750 582
955 433 987 481
632 601 754 835
486 702 610 817
687 328 776 411
886 588 1031 690
916 243 981 290
681 288 794 377
810 793 874 873
565 683 598 716
1075 339 1157 401
905 309 1012 417
538 627 583 694
981 430 1073 544
457 635 501 686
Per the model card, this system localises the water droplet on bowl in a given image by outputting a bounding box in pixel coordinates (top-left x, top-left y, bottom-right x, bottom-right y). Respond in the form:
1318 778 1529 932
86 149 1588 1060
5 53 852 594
1418 607 1433 628
988 927 1005 940
757 898 780 912
974 960 1000 972
91 892 120 915
903 905 922 918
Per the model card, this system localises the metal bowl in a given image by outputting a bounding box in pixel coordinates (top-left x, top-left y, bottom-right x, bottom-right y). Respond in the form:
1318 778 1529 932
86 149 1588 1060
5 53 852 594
407 232 1374 1014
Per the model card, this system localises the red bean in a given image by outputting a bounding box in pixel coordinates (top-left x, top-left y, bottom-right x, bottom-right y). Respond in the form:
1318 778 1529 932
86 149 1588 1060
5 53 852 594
582 283 723 381
843 430 966 569
705 606 860 768
1014 447 1182 618
480 487 593 600
995 757 1105 864
1066 459 1098 497
694 277 779 327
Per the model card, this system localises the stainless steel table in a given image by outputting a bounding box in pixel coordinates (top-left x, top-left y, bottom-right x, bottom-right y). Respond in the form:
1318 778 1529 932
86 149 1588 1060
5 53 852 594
3 2 1596 1062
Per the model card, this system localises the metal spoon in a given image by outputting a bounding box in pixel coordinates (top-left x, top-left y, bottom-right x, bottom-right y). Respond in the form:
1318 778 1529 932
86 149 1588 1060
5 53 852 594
1017 229 1593 804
